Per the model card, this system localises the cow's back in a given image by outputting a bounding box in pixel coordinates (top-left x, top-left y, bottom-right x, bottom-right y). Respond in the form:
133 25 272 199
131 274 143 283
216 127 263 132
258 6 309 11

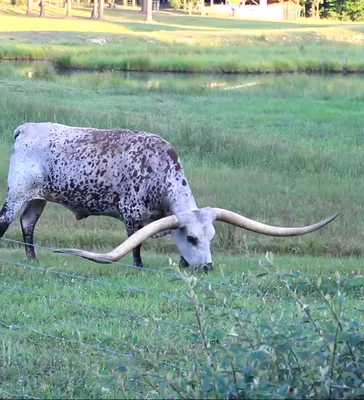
12 122 183 218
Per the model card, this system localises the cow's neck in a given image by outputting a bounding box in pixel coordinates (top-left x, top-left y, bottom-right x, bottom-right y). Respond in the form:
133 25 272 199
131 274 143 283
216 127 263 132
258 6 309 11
168 181 197 215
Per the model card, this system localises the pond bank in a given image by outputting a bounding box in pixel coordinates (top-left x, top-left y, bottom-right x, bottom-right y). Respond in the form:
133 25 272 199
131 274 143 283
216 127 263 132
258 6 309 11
4 57 364 75
2 30 364 75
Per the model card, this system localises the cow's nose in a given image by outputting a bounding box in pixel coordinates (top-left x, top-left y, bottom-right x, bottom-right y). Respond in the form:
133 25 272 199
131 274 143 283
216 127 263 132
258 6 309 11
202 263 213 273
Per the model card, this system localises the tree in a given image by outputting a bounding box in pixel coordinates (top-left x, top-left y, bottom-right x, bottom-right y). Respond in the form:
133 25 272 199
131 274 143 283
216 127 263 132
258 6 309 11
98 0 104 19
26 0 33 15
91 0 98 18
141 0 147 14
322 0 364 20
65 0 72 17
145 0 152 22
345 0 364 20
39 0 45 17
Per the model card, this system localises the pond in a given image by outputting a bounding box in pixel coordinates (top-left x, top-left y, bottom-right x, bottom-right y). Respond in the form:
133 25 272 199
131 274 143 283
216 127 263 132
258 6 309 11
0 60 269 90
3 60 364 96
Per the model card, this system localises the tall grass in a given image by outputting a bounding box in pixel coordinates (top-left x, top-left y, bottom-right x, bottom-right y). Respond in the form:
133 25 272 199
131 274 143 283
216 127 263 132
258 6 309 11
0 65 363 257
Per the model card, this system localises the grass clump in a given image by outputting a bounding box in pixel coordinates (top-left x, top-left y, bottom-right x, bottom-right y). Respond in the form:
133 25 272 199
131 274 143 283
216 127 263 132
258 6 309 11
0 43 46 60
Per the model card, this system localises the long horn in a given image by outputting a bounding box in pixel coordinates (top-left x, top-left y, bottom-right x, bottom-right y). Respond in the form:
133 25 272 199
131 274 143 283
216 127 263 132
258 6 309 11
52 215 180 263
214 208 339 237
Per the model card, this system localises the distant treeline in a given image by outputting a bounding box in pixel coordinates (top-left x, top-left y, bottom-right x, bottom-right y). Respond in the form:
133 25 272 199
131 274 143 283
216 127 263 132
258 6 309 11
303 0 364 21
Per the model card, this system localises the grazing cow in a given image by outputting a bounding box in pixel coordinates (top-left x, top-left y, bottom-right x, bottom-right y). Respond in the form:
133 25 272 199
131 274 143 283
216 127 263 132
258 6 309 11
0 122 338 271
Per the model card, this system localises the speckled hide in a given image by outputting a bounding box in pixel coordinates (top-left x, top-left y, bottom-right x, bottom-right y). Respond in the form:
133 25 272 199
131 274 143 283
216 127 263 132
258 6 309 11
0 122 197 266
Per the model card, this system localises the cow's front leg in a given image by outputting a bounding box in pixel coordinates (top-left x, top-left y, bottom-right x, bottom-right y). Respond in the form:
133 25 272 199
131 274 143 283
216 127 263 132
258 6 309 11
124 225 144 268
123 215 144 268
131 243 143 268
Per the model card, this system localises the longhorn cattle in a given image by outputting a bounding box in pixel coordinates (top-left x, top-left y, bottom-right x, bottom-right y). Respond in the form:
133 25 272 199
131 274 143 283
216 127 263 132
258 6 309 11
0 122 338 271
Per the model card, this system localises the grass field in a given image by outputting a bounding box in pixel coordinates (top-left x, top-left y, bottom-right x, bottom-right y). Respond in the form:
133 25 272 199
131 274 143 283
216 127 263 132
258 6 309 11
1 4 364 395
0 61 363 398
1 3 364 73
1 63 364 257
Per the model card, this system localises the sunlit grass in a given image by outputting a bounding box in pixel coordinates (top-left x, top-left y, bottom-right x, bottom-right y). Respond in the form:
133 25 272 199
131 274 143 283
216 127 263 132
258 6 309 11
1 2 364 72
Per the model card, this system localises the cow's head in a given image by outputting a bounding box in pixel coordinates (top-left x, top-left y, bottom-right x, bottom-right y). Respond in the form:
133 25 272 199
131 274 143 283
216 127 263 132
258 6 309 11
171 208 217 271
53 207 338 272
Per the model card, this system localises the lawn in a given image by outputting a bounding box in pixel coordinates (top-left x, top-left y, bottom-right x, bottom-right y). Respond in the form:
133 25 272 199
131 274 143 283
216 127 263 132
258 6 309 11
1 3 364 73
0 62 363 398
1 4 364 394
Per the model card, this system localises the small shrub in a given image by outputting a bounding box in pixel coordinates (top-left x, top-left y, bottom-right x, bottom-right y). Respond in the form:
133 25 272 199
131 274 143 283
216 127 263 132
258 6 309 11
126 261 364 399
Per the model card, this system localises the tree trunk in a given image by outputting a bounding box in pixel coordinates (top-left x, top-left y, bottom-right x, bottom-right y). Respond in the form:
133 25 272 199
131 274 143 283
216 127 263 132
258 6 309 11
188 1 192 15
145 0 152 22
98 0 104 18
91 0 98 18
26 0 33 15
200 0 205 15
66 0 72 17
141 0 147 14
39 0 45 17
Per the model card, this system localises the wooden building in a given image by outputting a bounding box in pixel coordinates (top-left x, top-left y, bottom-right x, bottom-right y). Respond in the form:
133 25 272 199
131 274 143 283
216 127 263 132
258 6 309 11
217 0 300 21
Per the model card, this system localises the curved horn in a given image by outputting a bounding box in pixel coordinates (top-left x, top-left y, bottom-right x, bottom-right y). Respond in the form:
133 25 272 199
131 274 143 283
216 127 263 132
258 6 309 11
52 215 180 263
214 208 339 237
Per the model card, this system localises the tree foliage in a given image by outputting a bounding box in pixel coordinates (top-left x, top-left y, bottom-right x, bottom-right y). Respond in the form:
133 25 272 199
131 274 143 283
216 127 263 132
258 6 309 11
169 0 364 21
303 0 364 20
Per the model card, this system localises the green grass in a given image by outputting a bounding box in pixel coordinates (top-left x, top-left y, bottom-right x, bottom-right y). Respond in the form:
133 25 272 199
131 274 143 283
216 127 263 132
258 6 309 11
0 249 363 398
1 4 364 73
0 65 363 398
0 65 363 257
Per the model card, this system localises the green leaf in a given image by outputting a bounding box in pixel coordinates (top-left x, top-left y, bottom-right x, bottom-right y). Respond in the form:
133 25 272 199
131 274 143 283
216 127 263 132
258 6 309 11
348 276 364 286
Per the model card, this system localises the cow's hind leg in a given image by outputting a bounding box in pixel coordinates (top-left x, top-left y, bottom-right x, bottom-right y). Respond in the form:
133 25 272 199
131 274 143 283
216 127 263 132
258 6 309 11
0 198 28 242
0 204 11 239
20 199 47 260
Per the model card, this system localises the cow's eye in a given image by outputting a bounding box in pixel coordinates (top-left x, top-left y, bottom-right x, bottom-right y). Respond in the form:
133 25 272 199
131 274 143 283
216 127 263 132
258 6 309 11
187 235 198 246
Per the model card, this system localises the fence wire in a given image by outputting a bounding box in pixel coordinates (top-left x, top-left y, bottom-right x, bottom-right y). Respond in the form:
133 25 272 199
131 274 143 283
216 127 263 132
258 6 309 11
0 389 41 400
0 283 198 330
0 255 259 315
0 319 192 373
0 236 276 298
